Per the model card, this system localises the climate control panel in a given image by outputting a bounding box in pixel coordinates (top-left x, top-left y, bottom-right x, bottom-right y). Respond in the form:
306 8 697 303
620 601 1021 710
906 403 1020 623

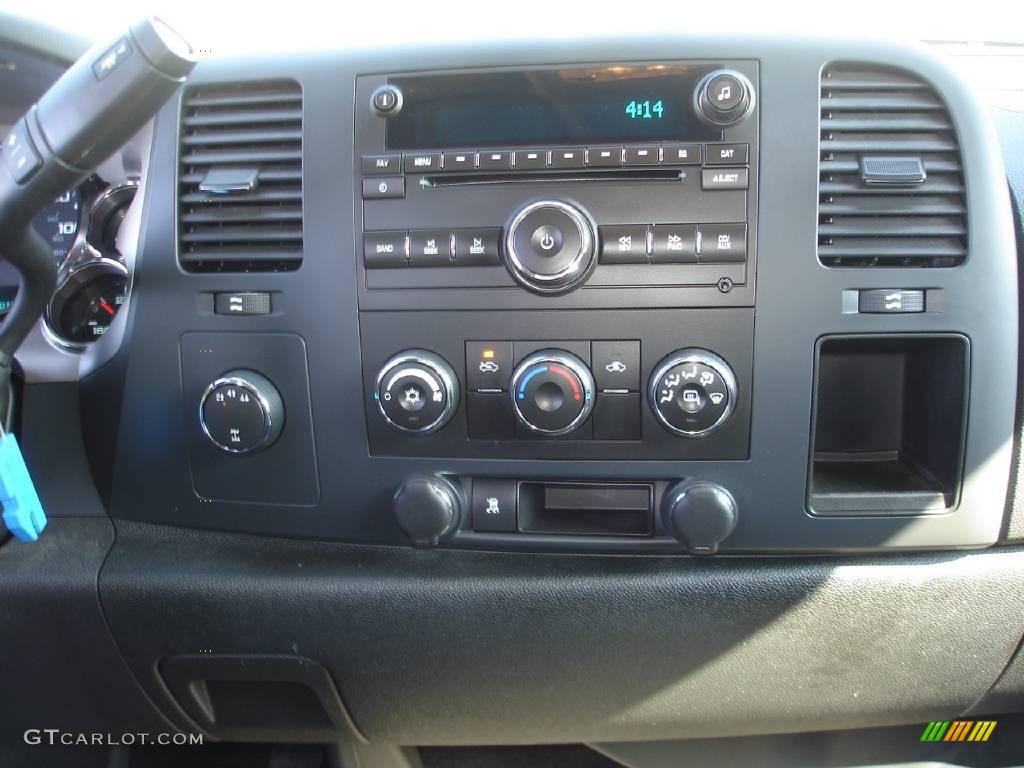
361 309 752 461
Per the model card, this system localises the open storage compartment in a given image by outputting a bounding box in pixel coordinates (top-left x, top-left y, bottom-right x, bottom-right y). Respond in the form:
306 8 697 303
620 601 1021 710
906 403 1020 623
808 335 968 515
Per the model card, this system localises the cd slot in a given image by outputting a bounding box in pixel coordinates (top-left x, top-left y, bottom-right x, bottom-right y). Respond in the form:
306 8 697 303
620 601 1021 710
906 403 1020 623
422 169 686 188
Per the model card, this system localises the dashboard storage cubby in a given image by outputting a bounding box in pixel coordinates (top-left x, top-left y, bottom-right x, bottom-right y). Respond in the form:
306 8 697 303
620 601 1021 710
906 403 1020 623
809 335 968 515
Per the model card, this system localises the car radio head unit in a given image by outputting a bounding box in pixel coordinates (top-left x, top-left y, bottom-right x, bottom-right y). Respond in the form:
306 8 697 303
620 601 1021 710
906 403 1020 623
354 60 759 308
384 65 723 149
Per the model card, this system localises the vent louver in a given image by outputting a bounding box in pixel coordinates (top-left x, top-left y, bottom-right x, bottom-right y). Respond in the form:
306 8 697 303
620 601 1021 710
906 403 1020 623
179 80 303 273
818 64 966 267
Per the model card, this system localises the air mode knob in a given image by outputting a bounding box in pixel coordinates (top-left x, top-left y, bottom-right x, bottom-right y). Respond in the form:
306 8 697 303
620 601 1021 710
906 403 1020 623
694 69 755 128
663 480 738 554
510 350 595 436
375 350 460 435
200 370 284 454
503 200 597 294
649 349 737 438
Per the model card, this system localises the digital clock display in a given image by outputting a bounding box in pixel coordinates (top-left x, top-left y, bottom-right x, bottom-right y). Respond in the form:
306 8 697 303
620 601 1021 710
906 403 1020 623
625 100 665 119
386 65 719 149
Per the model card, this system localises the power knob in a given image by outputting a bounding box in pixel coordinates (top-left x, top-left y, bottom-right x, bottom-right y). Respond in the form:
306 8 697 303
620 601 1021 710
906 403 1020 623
503 200 597 294
663 480 738 554
200 370 284 454
375 350 460 435
694 69 755 128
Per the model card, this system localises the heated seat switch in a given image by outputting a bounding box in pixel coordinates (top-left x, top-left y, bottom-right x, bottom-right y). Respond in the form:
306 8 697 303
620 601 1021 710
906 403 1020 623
511 350 595 436
649 349 737 437
200 370 284 454
375 350 460 435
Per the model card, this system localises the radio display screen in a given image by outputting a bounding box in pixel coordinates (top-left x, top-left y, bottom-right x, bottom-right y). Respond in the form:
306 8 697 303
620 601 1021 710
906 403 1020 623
385 64 721 149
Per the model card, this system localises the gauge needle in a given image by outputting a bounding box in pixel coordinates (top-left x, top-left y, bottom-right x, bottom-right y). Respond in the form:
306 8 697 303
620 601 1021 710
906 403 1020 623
99 300 116 316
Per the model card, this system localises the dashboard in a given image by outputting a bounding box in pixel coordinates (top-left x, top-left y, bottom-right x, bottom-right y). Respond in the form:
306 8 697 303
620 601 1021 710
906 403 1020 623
2 16 1024 763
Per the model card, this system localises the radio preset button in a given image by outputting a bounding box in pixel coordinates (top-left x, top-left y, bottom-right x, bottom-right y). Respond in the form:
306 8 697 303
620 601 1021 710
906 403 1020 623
699 224 747 263
513 149 547 170
404 152 442 173
364 231 408 268
454 228 501 266
663 143 702 165
701 167 749 190
599 225 649 265
706 143 749 165
549 147 586 169
479 150 512 170
625 145 660 165
443 150 478 171
409 229 453 266
588 146 623 167
362 176 405 199
650 224 698 264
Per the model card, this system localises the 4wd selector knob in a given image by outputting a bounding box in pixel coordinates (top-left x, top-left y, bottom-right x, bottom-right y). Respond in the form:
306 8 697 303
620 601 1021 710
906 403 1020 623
200 370 284 454
649 349 737 437
504 200 597 294
376 350 459 435
511 350 595 436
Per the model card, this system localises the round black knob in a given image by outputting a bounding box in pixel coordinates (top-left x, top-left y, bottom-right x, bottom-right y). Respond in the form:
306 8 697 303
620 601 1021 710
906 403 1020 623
663 481 738 554
694 69 754 128
504 200 597 294
649 349 737 438
370 84 403 116
200 370 284 454
510 350 595 436
376 350 459 435
394 475 462 547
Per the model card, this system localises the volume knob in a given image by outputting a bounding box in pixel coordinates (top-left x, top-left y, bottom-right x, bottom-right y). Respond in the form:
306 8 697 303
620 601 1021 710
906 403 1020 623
503 200 597 294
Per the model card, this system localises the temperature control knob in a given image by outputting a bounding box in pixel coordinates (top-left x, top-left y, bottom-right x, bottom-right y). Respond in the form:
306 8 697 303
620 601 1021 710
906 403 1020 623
694 69 755 128
200 370 284 454
504 200 597 294
510 350 595 436
376 350 459 435
649 349 737 437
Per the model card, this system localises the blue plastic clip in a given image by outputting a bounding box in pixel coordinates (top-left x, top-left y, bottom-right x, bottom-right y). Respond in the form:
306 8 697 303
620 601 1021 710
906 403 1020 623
0 432 46 542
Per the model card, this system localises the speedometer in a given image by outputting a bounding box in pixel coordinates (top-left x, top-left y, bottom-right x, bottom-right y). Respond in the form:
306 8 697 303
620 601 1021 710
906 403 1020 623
31 188 81 261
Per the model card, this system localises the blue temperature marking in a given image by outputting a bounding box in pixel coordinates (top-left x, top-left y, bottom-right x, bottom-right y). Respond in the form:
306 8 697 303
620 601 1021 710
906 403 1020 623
518 365 548 400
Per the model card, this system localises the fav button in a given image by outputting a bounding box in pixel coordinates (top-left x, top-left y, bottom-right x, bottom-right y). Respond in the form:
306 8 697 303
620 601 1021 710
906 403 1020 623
361 153 402 175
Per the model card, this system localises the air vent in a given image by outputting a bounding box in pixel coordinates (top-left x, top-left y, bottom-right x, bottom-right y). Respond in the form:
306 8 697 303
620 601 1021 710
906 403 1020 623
179 80 303 273
818 64 966 267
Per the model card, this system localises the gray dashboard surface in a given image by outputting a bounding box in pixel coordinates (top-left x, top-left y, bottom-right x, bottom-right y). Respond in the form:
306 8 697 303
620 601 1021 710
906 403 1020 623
99 519 1024 745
